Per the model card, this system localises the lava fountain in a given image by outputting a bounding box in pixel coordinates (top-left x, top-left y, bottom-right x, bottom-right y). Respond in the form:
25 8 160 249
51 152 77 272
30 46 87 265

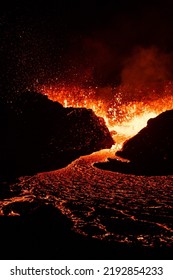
37 82 173 147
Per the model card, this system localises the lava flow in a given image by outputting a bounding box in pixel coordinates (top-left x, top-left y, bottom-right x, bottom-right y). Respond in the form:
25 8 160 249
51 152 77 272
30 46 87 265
37 82 173 146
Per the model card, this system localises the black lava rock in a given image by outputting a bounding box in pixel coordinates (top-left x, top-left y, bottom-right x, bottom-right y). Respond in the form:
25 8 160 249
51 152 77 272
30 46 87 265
95 110 173 175
0 91 114 180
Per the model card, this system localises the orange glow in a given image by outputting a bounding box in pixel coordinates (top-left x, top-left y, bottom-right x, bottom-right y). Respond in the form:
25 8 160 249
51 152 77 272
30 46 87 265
113 111 157 137
37 83 173 146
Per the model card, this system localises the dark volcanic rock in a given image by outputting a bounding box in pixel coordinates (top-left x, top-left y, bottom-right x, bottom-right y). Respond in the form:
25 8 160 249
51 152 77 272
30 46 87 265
0 182 21 199
95 110 173 175
117 109 173 169
0 91 114 180
0 200 172 259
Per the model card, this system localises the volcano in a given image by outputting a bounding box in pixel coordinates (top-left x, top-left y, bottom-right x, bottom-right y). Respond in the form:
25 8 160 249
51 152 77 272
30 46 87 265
1 0 173 261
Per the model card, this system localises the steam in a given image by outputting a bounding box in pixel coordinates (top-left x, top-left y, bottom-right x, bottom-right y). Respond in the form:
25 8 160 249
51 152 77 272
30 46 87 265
121 47 171 87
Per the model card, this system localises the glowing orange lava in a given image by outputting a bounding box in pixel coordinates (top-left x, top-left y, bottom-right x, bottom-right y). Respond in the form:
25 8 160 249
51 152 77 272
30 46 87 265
37 83 173 146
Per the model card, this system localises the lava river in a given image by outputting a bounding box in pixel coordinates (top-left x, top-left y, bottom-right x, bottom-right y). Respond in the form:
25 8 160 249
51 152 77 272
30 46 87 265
1 147 173 249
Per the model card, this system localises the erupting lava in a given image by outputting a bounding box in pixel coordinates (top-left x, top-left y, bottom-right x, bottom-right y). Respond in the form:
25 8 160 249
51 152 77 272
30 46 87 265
37 83 173 146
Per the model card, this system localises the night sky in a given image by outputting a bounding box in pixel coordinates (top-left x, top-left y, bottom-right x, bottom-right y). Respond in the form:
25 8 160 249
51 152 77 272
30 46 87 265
1 0 173 93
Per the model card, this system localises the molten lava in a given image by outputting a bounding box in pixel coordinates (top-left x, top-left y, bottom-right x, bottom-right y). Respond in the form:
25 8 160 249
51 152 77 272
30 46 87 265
37 83 173 146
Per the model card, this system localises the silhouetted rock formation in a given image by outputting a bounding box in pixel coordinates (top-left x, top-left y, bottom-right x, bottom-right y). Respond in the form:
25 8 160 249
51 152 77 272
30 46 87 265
95 110 173 175
0 91 114 180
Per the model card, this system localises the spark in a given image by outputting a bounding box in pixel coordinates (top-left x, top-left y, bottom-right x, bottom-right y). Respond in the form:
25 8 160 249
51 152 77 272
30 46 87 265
37 83 173 146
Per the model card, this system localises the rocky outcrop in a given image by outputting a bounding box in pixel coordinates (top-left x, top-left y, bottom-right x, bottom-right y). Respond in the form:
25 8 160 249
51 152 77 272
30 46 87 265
95 109 173 175
0 91 114 180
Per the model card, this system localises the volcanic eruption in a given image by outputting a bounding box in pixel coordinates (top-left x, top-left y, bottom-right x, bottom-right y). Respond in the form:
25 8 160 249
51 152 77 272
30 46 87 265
37 81 173 147
1 0 173 260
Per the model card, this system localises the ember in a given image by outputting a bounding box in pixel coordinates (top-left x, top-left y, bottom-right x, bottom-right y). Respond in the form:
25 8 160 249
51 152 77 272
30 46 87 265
37 82 173 145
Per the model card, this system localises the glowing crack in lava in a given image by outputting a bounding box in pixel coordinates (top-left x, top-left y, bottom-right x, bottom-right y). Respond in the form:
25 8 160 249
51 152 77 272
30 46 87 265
37 83 173 146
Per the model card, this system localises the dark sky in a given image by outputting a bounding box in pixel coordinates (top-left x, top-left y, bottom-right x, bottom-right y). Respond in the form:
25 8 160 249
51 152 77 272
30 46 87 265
1 0 173 92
